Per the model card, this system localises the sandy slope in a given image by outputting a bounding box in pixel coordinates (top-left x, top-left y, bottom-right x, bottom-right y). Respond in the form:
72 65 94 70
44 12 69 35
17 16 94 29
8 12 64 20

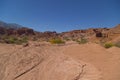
62 42 120 80
0 43 101 80
0 42 119 80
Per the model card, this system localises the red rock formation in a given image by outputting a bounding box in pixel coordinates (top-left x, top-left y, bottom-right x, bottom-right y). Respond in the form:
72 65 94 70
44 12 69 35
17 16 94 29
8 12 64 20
0 27 6 35
6 28 16 35
17 28 35 35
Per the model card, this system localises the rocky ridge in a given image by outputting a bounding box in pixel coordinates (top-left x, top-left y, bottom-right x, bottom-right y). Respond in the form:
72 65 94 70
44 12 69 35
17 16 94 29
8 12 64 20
0 21 120 43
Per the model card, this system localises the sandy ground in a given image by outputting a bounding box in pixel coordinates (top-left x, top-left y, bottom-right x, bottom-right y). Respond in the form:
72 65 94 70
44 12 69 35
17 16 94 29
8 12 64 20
62 42 120 80
0 42 120 80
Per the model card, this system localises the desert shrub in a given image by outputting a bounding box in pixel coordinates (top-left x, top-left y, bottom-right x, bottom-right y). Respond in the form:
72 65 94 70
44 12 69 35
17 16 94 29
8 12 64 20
21 36 28 43
15 36 28 44
49 38 65 44
10 37 17 43
72 39 76 41
32 37 38 41
4 36 17 44
114 41 120 48
3 36 28 44
63 37 70 41
104 43 114 48
76 38 88 44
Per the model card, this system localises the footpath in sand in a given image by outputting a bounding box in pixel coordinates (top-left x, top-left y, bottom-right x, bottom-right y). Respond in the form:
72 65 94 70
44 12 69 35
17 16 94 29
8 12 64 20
62 42 120 80
0 43 102 80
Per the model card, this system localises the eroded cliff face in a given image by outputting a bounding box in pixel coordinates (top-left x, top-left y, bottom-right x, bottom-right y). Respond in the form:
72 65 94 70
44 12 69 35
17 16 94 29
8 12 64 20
0 27 35 36
0 43 101 80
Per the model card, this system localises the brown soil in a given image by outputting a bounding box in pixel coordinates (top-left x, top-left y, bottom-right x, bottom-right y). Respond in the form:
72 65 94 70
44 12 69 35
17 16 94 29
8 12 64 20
0 42 120 80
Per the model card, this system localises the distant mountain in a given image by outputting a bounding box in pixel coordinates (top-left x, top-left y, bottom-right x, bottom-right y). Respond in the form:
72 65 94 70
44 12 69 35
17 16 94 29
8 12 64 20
0 21 23 29
0 20 35 36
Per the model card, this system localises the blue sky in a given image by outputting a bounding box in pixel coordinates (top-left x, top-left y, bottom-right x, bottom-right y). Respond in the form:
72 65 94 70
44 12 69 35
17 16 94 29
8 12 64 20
0 0 120 32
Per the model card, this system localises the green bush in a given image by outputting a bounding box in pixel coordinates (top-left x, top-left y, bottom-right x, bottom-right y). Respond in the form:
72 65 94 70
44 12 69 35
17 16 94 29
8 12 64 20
16 37 28 44
4 36 17 44
63 37 70 41
49 38 65 44
4 36 28 45
76 38 88 44
104 43 114 48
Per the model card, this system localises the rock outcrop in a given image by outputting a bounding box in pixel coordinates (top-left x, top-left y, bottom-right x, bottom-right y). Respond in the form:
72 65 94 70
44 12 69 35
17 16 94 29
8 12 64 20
0 27 35 36
17 27 35 35
0 43 101 80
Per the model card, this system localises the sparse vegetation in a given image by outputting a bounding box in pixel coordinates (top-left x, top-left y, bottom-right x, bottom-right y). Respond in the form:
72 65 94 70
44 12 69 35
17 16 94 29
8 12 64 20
63 37 70 41
49 38 65 44
5 36 17 44
76 38 88 44
1 35 28 45
104 43 114 48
